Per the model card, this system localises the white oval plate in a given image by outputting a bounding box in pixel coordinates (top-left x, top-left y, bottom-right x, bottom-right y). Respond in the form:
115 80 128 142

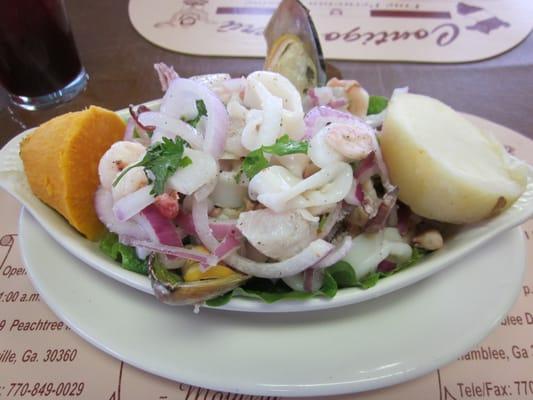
1 107 533 312
20 208 526 396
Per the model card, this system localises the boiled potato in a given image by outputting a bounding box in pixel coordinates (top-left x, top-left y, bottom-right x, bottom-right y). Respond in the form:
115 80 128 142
380 93 527 224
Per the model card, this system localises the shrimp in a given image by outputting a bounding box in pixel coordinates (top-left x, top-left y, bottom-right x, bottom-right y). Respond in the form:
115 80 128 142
325 122 375 161
327 78 369 118
111 166 149 201
98 141 146 189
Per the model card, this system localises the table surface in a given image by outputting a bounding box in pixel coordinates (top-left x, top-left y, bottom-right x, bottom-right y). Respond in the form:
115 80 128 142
0 0 532 147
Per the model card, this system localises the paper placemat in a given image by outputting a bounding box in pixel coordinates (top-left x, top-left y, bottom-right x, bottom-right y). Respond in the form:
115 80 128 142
1 124 533 398
128 0 533 63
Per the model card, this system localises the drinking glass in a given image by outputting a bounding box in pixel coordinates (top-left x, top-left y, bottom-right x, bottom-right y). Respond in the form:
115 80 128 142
0 0 88 110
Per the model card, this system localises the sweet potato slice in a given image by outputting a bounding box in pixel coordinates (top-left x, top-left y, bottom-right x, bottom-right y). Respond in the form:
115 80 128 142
20 106 125 240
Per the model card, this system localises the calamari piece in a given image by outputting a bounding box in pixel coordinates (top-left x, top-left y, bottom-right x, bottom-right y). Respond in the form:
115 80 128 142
248 162 353 212
166 148 218 195
246 71 305 140
161 77 229 159
224 95 249 157
264 0 326 94
271 153 310 178
242 78 283 150
237 209 317 260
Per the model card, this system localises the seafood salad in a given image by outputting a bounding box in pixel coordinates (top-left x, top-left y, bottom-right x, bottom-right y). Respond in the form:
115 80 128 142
94 63 524 306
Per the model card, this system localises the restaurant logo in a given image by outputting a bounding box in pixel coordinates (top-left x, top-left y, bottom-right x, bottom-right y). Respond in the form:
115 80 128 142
154 0 213 28
324 2 511 47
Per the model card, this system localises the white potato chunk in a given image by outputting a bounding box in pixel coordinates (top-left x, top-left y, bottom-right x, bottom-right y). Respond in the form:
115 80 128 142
380 93 527 224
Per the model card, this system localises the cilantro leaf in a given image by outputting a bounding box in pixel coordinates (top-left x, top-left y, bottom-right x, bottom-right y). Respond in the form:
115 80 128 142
185 100 208 128
241 148 270 181
113 136 192 196
239 135 309 180
261 134 309 156
367 95 389 115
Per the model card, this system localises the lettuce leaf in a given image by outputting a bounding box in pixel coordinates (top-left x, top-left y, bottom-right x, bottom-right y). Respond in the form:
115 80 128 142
206 248 428 306
99 232 148 275
367 95 388 115
206 274 337 307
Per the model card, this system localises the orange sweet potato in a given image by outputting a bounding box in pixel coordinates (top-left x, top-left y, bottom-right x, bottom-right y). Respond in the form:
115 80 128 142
20 106 125 240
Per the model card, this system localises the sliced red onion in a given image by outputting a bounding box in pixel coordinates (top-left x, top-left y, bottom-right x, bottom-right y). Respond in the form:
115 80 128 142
154 62 179 92
307 88 319 107
210 220 238 241
94 187 149 240
123 118 135 141
282 268 324 292
191 197 219 251
138 111 203 149
119 236 218 265
355 152 379 182
397 203 411 236
194 178 217 201
303 106 359 139
304 268 325 292
313 236 353 269
140 205 182 247
162 78 229 159
364 187 399 233
129 104 154 131
318 203 342 239
174 212 196 236
356 183 365 203
212 228 242 260
112 185 156 222
174 212 237 241
224 239 334 279
377 259 396 273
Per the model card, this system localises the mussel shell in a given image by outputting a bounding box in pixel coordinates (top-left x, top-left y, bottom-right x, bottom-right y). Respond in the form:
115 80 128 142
265 34 318 95
148 253 249 305
264 0 326 92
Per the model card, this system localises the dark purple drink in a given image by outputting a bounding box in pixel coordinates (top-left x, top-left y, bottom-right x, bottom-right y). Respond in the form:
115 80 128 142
0 0 87 109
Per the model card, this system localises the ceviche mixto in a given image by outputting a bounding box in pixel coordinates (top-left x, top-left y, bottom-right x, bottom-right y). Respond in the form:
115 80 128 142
93 63 526 306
